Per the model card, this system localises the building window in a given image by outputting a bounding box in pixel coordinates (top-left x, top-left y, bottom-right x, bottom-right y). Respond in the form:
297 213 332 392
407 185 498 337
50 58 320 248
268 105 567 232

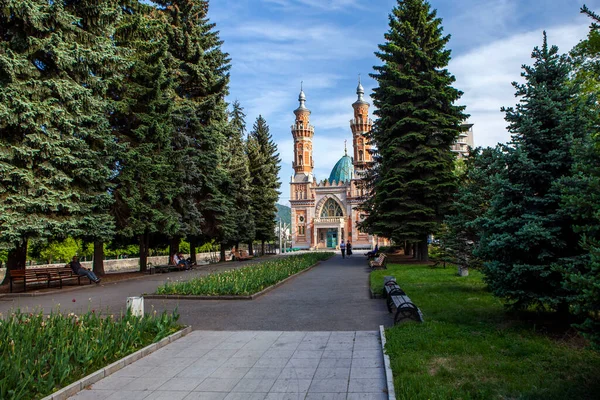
320 198 343 217
358 150 363 161
299 155 303 165
299 225 305 235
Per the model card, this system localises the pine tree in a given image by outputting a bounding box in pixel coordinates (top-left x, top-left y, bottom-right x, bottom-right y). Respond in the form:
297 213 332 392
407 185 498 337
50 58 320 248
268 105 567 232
559 5 600 347
363 0 467 261
224 101 255 248
477 33 587 314
159 0 233 257
110 1 181 272
0 0 122 272
248 116 281 254
442 147 502 275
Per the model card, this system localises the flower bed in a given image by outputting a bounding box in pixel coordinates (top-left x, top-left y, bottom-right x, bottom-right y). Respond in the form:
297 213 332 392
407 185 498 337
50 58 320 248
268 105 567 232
156 252 334 296
0 309 180 400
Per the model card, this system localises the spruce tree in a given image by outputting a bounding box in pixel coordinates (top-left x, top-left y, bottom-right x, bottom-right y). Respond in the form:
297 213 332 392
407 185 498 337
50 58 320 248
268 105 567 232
111 0 181 272
0 0 121 272
248 116 281 255
159 0 233 258
224 101 255 248
477 34 586 314
363 0 467 261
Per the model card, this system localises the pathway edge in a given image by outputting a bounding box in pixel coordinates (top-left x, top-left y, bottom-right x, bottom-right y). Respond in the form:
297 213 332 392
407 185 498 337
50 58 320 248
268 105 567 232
379 324 397 400
41 325 192 400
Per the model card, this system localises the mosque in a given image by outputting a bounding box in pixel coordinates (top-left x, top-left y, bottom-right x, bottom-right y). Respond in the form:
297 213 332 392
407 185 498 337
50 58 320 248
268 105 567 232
289 81 379 250
288 81 475 250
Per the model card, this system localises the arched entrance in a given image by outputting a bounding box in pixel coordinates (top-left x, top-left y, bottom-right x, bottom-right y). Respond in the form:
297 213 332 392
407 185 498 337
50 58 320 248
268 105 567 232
318 198 344 248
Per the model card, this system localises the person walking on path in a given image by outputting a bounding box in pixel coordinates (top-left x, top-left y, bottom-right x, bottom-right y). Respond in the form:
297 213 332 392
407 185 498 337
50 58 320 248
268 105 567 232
340 240 346 259
347 241 352 257
67 256 101 284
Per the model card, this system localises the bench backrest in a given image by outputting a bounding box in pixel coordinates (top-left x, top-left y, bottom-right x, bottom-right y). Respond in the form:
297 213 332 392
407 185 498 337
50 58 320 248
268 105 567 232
376 254 385 263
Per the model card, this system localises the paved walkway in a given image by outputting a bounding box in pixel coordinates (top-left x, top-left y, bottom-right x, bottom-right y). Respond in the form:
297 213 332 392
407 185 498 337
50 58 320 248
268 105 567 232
147 253 390 331
72 330 387 400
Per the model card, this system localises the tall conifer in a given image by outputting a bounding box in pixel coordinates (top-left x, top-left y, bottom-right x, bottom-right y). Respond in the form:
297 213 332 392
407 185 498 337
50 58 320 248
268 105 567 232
363 0 467 260
0 0 122 271
248 116 281 254
477 34 586 313
159 0 232 257
111 1 180 272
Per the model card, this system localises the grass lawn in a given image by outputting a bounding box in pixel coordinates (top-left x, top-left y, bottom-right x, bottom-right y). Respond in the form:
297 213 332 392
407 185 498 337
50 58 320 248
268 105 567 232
371 264 600 400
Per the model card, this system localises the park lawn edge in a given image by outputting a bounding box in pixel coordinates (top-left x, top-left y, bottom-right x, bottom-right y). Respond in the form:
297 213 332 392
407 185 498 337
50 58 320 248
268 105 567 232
154 252 334 297
42 326 192 400
371 263 600 400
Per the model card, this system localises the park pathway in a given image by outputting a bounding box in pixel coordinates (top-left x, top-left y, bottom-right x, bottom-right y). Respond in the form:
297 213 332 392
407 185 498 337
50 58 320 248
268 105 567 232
147 252 391 330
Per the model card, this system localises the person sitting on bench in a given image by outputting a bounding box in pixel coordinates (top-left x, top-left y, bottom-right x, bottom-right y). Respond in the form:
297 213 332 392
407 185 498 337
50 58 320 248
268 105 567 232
173 252 196 270
67 256 101 284
365 244 379 257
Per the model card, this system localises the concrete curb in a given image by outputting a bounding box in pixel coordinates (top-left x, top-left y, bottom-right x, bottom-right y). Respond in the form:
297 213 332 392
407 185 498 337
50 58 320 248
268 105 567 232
41 325 192 400
379 325 397 400
145 258 328 301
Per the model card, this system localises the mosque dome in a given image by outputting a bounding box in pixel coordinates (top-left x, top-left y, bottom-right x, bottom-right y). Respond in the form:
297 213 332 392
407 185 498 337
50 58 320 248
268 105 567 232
328 154 354 183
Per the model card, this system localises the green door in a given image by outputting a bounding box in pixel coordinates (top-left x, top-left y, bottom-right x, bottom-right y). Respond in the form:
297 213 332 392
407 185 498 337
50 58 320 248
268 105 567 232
326 229 338 248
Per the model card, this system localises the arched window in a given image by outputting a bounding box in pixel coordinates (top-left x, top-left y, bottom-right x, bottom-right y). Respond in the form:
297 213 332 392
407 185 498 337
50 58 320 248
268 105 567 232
358 150 364 161
299 155 303 165
320 198 344 217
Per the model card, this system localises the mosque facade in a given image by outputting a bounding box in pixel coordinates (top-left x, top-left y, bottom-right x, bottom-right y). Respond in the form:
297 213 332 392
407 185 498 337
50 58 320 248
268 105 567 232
289 82 377 250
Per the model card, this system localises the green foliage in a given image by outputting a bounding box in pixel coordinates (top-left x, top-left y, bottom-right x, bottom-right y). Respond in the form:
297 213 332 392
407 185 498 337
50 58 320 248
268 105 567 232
371 264 600 399
361 0 467 260
223 100 255 245
441 147 502 272
476 34 587 312
0 0 123 261
248 116 282 244
0 309 180 400
156 252 333 296
39 238 80 264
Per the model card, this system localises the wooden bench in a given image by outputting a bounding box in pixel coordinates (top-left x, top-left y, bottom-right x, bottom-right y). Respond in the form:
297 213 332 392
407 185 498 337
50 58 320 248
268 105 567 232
9 267 93 293
234 250 253 261
384 276 423 324
369 254 387 269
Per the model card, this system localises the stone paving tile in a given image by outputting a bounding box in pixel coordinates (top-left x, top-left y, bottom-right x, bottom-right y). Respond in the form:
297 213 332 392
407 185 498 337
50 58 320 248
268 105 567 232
156 377 205 392
194 378 243 392
144 391 190 400
305 393 347 400
313 367 350 380
346 393 388 400
104 391 150 400
183 392 227 400
270 378 312 393
70 331 388 400
224 393 267 400
317 358 352 368
308 378 349 393
71 390 116 399
350 367 385 379
347 378 387 393
231 377 276 392
278 367 317 380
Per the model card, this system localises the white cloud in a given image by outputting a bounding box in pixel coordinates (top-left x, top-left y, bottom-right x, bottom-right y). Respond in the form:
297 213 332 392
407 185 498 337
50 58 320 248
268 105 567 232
451 21 589 148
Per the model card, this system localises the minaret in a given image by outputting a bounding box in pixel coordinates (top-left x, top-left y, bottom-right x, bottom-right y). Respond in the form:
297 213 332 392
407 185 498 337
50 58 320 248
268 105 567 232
291 84 314 178
350 76 373 175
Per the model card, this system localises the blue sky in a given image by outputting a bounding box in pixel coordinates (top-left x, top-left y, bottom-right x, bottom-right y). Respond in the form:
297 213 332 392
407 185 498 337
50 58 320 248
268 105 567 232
206 0 599 206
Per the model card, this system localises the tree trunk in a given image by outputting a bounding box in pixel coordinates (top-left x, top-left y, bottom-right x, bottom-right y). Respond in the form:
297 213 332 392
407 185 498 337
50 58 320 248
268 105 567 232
412 242 418 259
6 238 28 271
189 236 198 264
139 232 149 272
220 243 226 263
419 235 429 262
235 241 239 251
261 241 265 256
93 241 105 276
404 241 411 256
168 237 180 265
248 241 254 256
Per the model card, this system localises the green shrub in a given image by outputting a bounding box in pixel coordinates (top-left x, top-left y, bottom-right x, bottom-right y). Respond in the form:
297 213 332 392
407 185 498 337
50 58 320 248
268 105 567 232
0 309 180 400
157 252 333 296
